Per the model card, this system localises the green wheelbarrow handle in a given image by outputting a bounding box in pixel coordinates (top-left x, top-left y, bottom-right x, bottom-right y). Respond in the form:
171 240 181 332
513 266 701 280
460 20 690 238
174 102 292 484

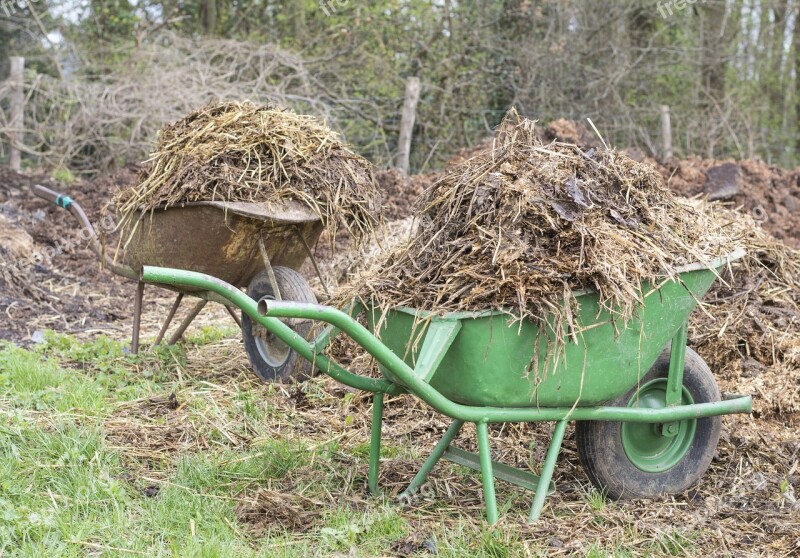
141 266 752 425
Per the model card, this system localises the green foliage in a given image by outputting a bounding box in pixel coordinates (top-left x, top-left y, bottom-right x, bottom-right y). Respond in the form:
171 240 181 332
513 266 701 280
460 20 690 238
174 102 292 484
10 1 800 170
88 0 138 41
50 168 75 184
319 507 407 552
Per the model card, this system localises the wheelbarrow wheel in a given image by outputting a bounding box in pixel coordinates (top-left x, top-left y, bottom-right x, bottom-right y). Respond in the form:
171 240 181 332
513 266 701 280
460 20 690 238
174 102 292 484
242 267 317 382
575 346 721 500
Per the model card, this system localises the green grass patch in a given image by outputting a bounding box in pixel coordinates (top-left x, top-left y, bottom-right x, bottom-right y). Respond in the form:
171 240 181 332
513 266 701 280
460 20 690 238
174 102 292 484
0 331 717 557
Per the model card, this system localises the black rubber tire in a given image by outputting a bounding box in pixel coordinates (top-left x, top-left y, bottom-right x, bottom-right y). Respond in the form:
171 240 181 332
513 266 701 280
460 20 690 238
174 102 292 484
576 346 722 500
241 267 317 382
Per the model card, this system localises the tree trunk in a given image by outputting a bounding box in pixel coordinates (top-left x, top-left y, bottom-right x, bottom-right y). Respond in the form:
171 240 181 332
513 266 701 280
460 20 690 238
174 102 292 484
768 1 789 159
200 0 217 35
699 1 728 109
8 56 24 172
395 76 421 174
795 2 800 150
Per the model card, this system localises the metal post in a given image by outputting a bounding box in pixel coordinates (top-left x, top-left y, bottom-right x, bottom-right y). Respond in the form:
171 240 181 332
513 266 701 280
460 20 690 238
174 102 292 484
661 322 689 437
153 293 183 346
8 56 24 171
368 392 384 495
528 420 567 523
476 422 498 525
292 226 331 299
131 281 145 354
258 234 281 300
400 420 464 498
666 322 688 407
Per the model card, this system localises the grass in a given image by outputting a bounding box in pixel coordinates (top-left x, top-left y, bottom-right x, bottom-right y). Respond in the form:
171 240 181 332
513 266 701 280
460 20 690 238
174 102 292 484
0 329 792 557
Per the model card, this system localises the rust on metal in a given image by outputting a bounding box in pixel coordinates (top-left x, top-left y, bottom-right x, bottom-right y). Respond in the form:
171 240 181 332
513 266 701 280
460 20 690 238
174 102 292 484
118 201 324 289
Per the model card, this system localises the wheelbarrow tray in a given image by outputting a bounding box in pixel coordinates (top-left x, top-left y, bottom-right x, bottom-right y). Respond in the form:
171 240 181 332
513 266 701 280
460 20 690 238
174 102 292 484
119 200 324 289
366 251 743 408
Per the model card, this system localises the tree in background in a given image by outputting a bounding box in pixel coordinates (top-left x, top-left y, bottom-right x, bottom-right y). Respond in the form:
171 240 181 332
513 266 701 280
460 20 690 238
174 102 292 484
2 0 799 171
796 0 800 151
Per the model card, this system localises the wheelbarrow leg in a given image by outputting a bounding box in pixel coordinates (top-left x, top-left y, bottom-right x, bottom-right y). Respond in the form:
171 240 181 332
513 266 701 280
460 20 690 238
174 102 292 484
153 293 184 346
476 422 499 525
400 419 464 499
368 392 384 495
167 299 207 345
131 281 145 354
528 419 568 523
224 306 243 329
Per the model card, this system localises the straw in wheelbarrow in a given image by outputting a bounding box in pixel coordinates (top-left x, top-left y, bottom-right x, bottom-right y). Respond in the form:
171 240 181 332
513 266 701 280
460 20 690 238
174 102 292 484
115 101 381 246
349 109 742 361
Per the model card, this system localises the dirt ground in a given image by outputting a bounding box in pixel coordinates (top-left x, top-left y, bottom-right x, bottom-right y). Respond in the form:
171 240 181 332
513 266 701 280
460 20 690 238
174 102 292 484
0 166 130 341
653 156 800 249
1 139 799 554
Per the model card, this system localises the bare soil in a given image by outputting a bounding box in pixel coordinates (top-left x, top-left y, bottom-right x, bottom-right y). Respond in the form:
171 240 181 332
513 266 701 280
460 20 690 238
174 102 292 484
653 155 800 249
0 167 132 342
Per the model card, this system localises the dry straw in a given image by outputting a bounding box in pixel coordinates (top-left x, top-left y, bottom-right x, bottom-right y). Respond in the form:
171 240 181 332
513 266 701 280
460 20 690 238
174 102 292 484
351 109 742 359
115 101 382 246
688 205 800 417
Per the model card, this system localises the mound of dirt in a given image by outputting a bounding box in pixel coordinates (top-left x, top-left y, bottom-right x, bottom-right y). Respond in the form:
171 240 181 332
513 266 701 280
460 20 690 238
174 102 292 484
687 210 800 421
542 118 599 149
374 168 426 221
652 156 800 249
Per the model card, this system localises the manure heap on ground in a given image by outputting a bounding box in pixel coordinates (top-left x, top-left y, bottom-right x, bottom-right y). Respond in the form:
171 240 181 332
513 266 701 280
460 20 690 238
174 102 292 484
354 110 742 355
115 101 381 245
690 207 800 419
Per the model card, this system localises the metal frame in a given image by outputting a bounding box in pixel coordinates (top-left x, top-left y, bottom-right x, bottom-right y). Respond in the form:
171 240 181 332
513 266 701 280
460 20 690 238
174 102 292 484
141 266 752 524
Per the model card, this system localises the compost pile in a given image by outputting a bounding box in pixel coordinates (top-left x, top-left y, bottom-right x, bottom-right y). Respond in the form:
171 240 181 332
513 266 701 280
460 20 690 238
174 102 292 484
353 110 740 353
688 208 800 418
115 101 381 245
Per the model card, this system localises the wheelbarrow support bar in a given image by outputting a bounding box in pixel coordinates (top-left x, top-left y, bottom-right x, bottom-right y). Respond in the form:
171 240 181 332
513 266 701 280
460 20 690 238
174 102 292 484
142 266 752 425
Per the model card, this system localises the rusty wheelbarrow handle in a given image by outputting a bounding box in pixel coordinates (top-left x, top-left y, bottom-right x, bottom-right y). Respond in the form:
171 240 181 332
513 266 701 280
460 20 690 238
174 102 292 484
32 184 138 281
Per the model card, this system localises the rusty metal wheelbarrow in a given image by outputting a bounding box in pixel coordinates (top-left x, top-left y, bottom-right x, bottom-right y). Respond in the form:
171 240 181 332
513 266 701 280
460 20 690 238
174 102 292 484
33 185 326 381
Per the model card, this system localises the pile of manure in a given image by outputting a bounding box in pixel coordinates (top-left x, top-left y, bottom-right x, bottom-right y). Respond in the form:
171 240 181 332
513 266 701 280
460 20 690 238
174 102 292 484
115 101 381 246
350 110 742 357
687 205 800 418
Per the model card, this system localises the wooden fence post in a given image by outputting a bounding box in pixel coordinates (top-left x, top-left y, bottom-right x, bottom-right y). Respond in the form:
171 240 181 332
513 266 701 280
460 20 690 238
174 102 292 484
395 76 420 174
660 105 673 159
9 56 25 171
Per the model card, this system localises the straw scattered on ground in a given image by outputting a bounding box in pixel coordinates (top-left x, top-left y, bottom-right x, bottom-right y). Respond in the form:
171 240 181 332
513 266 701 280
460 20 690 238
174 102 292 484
115 100 382 246
350 110 742 360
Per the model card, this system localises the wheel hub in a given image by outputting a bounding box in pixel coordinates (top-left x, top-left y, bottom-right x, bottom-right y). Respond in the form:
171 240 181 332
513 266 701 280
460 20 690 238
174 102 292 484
621 378 696 473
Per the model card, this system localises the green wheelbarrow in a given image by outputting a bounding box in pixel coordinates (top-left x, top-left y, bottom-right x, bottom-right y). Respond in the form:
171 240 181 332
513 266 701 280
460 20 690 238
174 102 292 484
141 249 752 524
